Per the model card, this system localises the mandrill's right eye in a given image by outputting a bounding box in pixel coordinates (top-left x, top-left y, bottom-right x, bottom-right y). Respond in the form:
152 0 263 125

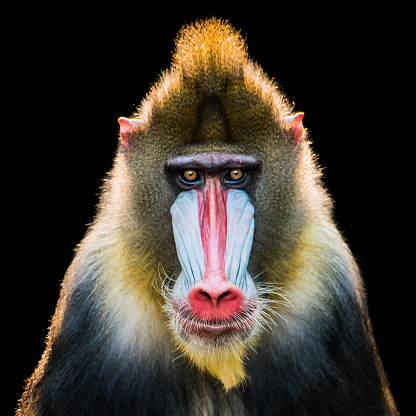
178 169 202 185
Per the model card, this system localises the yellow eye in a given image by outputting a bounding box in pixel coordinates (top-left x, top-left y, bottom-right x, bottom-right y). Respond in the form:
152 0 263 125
228 169 245 181
181 169 199 182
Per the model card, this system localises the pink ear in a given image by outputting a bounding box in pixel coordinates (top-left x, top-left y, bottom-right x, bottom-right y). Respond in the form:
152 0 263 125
283 112 304 146
118 117 142 148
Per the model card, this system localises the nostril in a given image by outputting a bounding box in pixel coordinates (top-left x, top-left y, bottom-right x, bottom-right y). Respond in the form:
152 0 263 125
199 290 212 301
218 290 231 301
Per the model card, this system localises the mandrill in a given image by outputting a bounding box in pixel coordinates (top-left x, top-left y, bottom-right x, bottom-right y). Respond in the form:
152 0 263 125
18 18 398 416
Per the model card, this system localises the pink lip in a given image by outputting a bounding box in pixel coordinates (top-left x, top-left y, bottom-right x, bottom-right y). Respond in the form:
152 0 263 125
174 306 257 338
196 322 236 335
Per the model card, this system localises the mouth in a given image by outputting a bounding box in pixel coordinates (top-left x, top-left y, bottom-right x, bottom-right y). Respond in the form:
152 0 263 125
173 303 257 340
196 322 236 335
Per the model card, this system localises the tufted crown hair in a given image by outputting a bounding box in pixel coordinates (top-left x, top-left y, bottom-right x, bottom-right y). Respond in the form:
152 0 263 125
172 18 248 88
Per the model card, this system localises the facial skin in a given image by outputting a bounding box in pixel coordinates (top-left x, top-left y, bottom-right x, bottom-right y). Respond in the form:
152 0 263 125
170 159 257 316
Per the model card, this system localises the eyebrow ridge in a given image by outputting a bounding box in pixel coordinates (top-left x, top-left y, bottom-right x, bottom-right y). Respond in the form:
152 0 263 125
166 153 258 169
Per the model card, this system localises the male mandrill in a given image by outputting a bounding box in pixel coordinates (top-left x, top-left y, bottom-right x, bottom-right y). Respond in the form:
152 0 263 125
18 18 398 415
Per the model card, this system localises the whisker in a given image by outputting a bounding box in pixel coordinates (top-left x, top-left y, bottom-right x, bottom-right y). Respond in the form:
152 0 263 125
172 350 187 362
252 270 266 281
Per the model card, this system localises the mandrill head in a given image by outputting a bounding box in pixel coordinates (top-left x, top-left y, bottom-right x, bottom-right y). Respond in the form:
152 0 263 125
112 18 314 390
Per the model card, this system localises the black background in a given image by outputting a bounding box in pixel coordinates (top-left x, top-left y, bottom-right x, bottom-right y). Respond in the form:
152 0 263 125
8 4 409 414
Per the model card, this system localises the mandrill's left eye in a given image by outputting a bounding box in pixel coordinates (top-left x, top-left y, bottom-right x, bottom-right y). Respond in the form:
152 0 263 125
224 168 247 184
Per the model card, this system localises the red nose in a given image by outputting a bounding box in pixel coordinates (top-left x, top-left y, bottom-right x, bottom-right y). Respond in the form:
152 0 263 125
188 279 244 320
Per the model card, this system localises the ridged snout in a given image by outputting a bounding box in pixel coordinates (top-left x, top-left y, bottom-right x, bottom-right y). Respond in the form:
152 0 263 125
171 187 255 321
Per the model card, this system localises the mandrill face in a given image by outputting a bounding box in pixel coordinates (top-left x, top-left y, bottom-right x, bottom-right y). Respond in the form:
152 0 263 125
163 153 267 388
